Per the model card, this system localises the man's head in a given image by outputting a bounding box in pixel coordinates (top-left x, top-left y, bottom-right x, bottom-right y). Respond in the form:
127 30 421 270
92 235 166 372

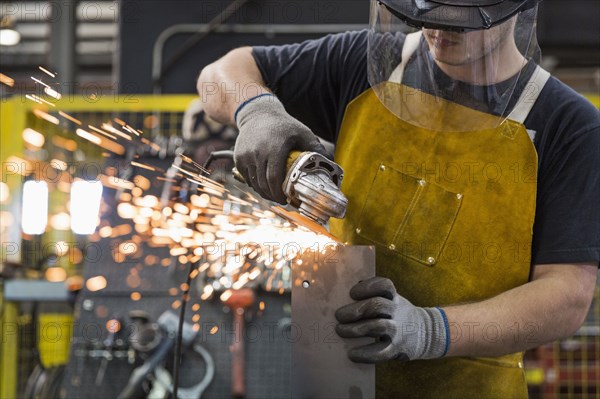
422 16 517 67
367 0 542 131
375 0 539 31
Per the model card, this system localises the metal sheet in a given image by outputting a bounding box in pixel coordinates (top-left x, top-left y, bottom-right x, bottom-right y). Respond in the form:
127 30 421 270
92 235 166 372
292 245 375 399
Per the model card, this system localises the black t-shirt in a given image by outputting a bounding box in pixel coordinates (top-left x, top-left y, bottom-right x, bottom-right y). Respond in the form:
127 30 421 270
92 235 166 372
252 30 600 266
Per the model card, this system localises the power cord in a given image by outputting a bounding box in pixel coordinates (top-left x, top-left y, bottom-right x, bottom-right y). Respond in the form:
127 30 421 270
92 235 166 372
172 260 196 399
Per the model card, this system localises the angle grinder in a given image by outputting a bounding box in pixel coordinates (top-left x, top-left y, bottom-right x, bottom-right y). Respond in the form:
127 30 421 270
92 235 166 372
205 150 348 239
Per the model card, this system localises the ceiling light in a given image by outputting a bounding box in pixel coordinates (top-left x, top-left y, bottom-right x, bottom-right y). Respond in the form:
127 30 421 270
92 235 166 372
0 28 20 46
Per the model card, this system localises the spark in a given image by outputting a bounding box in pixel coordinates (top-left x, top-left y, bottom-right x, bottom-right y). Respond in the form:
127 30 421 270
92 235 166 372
86 276 107 292
44 87 62 100
141 138 161 151
170 247 187 257
101 123 133 141
26 94 55 107
52 135 77 151
123 124 140 136
110 224 132 237
99 226 112 238
45 267 67 282
131 161 157 172
76 128 101 145
31 76 50 88
88 124 118 140
14 85 340 310
179 153 210 175
59 111 82 125
75 129 125 154
131 292 142 301
33 109 60 125
220 290 233 302
0 73 15 87
134 175 151 190
106 319 121 333
31 77 61 99
101 175 134 190
38 66 56 78
119 242 138 255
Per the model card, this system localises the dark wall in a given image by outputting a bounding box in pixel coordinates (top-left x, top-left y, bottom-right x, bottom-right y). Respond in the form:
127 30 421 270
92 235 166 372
118 0 370 94
118 0 600 94
536 0 600 67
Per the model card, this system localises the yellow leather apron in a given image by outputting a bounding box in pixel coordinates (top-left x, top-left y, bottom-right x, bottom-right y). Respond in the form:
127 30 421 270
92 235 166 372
331 32 551 398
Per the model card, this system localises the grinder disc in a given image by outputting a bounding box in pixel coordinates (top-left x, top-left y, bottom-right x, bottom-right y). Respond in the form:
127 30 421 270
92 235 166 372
271 206 341 242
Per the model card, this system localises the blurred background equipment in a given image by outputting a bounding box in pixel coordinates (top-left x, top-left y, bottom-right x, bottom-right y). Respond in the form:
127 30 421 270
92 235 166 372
0 1 598 398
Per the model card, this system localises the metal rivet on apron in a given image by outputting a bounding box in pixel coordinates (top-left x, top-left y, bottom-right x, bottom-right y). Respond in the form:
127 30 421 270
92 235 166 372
389 244 396 250
427 257 436 265
518 362 523 369
355 228 361 234
456 193 463 200
419 180 427 187
380 164 386 171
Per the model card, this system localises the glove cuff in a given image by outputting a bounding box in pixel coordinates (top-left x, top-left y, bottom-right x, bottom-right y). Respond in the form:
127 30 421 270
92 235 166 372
234 93 281 125
420 307 450 360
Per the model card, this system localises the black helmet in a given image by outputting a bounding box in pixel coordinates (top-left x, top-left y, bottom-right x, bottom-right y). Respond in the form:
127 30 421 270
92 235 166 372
378 0 540 30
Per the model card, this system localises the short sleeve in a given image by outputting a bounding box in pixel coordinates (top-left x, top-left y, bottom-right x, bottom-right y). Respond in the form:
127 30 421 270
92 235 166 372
529 79 600 266
252 30 370 143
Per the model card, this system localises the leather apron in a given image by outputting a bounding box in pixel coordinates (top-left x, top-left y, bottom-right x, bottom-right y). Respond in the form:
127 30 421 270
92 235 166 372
330 32 550 398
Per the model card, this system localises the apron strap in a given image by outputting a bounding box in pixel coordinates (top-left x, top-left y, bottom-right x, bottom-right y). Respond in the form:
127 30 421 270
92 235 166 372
387 31 550 141
388 31 422 84
507 65 551 125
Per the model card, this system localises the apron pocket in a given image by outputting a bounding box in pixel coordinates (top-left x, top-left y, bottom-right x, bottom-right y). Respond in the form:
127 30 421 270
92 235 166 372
356 163 462 266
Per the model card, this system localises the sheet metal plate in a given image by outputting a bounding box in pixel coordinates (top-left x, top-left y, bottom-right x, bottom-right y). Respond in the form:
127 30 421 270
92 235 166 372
292 245 375 398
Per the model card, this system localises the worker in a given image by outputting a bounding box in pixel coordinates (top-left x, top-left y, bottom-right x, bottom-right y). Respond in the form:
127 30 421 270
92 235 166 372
198 0 599 397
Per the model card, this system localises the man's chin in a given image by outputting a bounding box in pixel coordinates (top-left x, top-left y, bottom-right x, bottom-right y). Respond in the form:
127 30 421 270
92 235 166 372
432 55 470 67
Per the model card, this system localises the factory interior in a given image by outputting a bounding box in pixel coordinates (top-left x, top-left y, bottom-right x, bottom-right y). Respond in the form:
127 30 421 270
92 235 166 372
0 1 598 398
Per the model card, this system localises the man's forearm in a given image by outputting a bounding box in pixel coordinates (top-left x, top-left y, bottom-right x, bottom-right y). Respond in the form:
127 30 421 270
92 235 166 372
197 47 271 125
444 263 597 357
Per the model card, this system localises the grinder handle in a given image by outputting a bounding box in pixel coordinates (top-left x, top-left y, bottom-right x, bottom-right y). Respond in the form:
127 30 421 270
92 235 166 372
285 150 303 171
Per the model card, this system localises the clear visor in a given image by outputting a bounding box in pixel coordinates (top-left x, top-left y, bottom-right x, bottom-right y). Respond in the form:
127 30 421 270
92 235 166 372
368 0 540 132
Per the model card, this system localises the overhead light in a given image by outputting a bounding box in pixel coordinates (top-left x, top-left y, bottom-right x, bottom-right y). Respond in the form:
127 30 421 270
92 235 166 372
22 181 48 235
0 29 20 46
0 16 20 46
70 180 103 235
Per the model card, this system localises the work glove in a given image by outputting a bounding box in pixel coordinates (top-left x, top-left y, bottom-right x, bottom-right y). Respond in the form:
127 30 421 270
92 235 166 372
335 276 449 363
234 94 330 204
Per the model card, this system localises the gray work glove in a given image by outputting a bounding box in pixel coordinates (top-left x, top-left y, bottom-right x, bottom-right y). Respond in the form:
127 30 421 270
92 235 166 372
234 94 330 204
335 276 449 363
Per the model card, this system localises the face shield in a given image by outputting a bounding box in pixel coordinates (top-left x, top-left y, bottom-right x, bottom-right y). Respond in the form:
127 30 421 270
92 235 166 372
368 0 540 132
